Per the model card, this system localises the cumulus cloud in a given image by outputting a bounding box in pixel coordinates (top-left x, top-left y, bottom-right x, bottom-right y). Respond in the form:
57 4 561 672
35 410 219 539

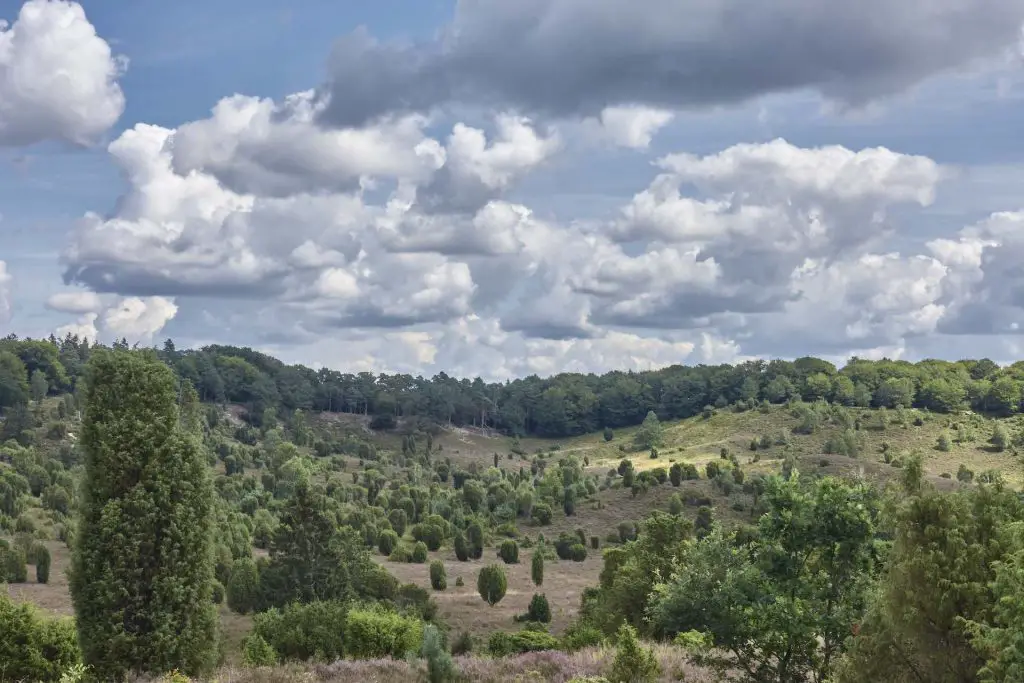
317 0 1024 126
583 106 674 149
55 312 98 342
46 290 102 314
0 260 11 323
170 92 443 197
102 296 178 342
932 211 1024 335
0 0 125 146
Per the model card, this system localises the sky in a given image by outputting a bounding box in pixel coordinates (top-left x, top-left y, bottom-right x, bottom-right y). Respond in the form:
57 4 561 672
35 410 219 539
3 1 1024 380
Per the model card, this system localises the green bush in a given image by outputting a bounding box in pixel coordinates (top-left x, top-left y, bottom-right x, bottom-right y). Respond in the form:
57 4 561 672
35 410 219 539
487 629 561 656
525 593 551 623
389 545 413 563
453 531 469 561
429 560 447 591
569 543 588 562
345 607 424 659
411 523 444 551
34 544 50 584
378 529 399 556
609 624 659 683
422 624 455 683
252 601 349 662
0 594 81 682
477 564 508 606
455 576 465 587
498 539 520 564
531 551 544 586
226 557 261 614
0 545 27 582
241 633 278 668
211 580 225 605
561 622 605 652
411 541 429 563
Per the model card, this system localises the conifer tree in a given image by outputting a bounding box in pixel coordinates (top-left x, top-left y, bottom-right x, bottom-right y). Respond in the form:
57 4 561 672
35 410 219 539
70 350 218 680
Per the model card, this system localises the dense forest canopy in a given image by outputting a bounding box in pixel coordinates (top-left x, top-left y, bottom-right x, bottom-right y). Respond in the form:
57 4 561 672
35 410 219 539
2 333 1022 436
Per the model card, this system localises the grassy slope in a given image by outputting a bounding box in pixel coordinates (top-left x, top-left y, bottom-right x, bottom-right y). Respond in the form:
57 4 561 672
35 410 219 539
7 400 1024 655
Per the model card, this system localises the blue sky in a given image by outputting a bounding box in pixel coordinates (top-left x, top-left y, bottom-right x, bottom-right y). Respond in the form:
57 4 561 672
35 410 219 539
3 0 1024 379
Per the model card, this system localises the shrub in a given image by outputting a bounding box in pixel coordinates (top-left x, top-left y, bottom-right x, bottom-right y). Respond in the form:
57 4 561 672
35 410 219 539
561 622 605 652
252 600 349 662
451 630 473 655
411 523 444 551
422 624 455 683
0 594 81 682
590 536 600 550
569 544 588 562
531 503 553 526
608 624 659 683
0 545 27 583
498 539 520 564
34 544 50 584
453 531 469 561
346 607 424 659
429 560 447 591
378 529 399 556
395 583 438 622
487 629 561 656
70 352 217 680
477 564 508 606
411 541 429 563
241 633 278 668
211 580 225 605
603 427 614 442
226 558 261 614
937 431 952 451
525 593 551 623
531 550 544 586
455 576 465 587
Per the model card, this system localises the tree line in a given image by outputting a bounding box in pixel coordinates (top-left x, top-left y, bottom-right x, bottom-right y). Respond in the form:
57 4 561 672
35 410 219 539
4 334 1024 439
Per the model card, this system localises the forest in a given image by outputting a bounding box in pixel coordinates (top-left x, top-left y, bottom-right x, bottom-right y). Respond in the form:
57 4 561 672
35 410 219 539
3 334 1024 682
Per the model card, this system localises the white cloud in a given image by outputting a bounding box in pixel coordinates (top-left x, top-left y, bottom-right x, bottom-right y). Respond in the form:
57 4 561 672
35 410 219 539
584 105 674 149
102 296 178 342
55 312 98 342
170 92 443 196
46 290 102 314
0 0 125 146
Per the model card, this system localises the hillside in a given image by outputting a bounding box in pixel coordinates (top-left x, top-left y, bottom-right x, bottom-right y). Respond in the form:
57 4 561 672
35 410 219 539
6 339 1024 681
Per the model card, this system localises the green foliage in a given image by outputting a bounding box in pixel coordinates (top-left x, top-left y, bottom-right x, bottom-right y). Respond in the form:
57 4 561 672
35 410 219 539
608 624 659 683
345 607 424 659
241 634 278 668
226 558 261 614
524 593 551 623
35 543 50 584
477 564 508 606
651 476 877 683
835 483 1024 683
260 481 375 607
499 539 520 564
487 629 560 656
252 600 348 663
422 624 456 683
411 541 429 563
429 560 447 591
531 548 544 586
210 580 225 605
70 351 218 681
991 423 1011 452
633 411 663 450
0 594 81 683
378 529 399 556
0 544 27 582
453 531 470 561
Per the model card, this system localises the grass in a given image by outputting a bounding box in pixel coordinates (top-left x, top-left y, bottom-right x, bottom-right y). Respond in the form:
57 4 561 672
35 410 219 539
375 547 601 637
132 645 720 682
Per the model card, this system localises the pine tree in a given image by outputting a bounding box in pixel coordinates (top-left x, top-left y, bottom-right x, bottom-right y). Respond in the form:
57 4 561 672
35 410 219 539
70 350 218 681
